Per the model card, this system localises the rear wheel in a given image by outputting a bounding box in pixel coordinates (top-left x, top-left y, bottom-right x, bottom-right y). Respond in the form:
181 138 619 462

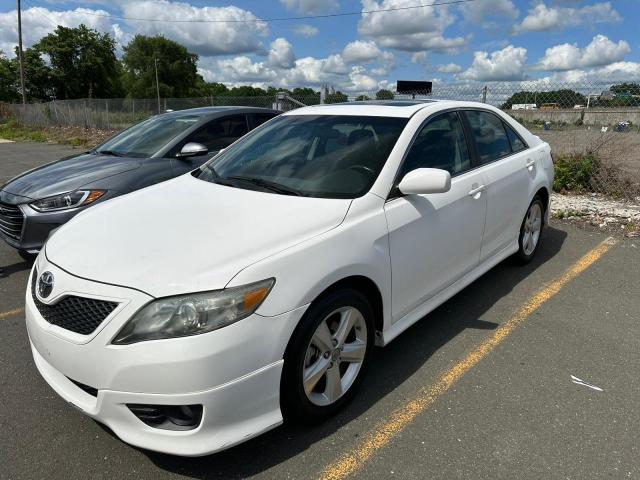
281 289 374 422
515 197 544 264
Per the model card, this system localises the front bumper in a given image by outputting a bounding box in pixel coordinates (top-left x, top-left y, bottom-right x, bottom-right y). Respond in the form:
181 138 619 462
30 341 284 456
26 257 307 456
0 203 79 253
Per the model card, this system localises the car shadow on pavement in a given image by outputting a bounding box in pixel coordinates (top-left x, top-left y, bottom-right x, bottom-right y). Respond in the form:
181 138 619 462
0 259 33 278
140 226 568 479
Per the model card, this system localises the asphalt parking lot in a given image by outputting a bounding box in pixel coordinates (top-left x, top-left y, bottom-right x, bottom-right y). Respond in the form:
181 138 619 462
1 142 639 479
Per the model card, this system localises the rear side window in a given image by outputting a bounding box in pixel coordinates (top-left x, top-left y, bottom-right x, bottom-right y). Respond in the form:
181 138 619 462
503 122 527 152
464 110 511 164
400 111 471 177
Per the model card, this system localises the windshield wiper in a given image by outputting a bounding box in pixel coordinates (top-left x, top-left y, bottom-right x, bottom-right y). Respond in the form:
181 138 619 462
224 175 304 196
94 149 125 157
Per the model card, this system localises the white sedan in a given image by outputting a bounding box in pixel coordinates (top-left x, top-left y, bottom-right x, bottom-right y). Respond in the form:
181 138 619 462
26 100 553 456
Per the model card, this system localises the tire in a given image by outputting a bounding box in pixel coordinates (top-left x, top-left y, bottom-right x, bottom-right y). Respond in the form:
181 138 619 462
281 288 375 423
515 196 544 264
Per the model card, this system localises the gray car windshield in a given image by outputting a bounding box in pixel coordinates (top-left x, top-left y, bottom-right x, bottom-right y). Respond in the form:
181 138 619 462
94 114 201 158
196 115 408 198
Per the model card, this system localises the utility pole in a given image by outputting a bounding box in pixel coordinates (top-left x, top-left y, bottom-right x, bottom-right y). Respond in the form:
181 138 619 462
17 0 26 106
154 58 161 114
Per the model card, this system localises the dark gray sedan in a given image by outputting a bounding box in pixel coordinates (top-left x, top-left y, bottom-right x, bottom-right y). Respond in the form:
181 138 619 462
0 106 279 256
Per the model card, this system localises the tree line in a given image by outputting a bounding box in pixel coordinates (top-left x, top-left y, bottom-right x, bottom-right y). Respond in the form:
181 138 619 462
501 83 640 109
0 24 399 103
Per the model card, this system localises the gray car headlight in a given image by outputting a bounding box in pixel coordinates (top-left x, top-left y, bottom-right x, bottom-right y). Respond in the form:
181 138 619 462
30 190 105 212
112 278 275 345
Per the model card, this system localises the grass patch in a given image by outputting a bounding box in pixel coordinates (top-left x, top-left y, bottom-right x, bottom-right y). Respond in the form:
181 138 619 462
0 120 48 142
0 119 116 148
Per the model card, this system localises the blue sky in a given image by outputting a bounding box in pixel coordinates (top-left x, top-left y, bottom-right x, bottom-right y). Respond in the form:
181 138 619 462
1 0 639 92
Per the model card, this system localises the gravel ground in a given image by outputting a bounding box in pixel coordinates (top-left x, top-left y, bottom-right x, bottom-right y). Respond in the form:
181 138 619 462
550 192 640 237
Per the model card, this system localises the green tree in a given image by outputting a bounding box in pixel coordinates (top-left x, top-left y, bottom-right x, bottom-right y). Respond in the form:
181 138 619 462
15 47 53 101
122 35 200 98
376 89 394 100
325 90 348 104
501 89 586 109
610 83 640 96
34 25 121 99
0 51 18 102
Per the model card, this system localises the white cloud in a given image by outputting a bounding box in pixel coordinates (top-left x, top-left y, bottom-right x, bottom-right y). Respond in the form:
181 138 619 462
460 0 518 24
267 38 296 69
515 2 621 33
459 45 527 81
280 0 338 14
358 0 467 53
537 35 630 71
0 6 115 56
437 63 463 73
122 1 268 56
200 56 277 84
411 52 428 65
292 24 319 38
341 40 381 64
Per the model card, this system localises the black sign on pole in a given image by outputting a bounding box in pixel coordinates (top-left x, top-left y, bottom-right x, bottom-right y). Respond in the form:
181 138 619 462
396 80 433 99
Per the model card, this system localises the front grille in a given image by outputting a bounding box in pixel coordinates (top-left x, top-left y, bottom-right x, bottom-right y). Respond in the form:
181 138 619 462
0 202 24 240
31 269 119 335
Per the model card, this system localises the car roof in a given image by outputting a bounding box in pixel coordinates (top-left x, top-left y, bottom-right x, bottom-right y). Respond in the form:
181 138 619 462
282 100 489 118
161 106 279 118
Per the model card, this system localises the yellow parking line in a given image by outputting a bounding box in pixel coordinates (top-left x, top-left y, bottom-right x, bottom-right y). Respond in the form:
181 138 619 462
0 307 24 319
319 237 616 480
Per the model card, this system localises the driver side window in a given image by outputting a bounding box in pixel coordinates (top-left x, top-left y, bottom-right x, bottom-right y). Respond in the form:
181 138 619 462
181 115 249 154
400 111 471 178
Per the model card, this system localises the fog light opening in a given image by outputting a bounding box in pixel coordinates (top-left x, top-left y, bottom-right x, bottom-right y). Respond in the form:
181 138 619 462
127 404 203 431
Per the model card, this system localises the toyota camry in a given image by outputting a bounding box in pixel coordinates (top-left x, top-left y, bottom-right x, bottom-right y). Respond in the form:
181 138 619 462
26 100 553 456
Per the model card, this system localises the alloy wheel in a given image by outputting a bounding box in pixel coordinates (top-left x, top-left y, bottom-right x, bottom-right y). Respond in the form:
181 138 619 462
522 202 542 256
302 306 368 407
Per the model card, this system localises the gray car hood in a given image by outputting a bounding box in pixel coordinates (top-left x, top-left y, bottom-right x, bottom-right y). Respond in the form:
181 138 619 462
1 153 141 200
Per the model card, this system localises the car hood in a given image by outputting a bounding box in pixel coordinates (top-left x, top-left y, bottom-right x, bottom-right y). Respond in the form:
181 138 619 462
45 174 352 298
1 153 141 200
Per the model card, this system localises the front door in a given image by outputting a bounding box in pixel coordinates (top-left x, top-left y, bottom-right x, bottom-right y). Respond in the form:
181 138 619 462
170 114 249 175
384 111 487 322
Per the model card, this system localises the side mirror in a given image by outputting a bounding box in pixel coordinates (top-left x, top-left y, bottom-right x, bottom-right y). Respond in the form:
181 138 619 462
398 168 451 195
176 142 208 158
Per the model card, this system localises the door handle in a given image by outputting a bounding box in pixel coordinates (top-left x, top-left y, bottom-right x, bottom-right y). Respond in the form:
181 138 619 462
468 184 486 197
525 159 536 171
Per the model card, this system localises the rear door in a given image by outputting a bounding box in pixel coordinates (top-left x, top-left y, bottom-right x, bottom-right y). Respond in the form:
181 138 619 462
462 109 533 261
384 111 487 322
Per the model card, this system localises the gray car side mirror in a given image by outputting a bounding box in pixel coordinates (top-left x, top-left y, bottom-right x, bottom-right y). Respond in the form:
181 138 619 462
176 142 208 158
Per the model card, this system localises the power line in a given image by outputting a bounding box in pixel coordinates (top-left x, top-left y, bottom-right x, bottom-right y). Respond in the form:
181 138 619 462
22 0 479 24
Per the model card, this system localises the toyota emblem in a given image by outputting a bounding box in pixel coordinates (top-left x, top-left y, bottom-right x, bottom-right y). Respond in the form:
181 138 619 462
38 271 55 298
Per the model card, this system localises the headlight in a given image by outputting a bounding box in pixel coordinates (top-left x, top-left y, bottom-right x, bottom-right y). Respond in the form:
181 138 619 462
30 190 105 212
112 278 275 345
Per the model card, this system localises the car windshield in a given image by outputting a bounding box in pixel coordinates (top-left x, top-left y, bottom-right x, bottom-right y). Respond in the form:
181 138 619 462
196 115 408 198
94 114 201 158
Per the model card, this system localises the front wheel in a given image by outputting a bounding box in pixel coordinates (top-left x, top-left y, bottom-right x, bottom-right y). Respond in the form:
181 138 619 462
515 197 544 264
281 289 374 422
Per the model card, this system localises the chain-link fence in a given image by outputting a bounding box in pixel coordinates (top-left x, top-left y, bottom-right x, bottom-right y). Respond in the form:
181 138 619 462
2 80 640 200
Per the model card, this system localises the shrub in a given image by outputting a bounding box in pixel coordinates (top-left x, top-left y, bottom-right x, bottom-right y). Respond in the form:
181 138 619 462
553 153 600 193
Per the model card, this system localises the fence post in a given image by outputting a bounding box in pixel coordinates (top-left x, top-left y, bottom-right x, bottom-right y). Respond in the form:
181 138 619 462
83 100 88 129
482 85 488 103
105 100 110 130
52 99 58 124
